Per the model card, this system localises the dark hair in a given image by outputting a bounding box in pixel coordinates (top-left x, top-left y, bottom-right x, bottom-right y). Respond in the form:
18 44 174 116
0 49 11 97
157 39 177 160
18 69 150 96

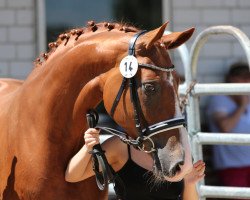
226 62 250 82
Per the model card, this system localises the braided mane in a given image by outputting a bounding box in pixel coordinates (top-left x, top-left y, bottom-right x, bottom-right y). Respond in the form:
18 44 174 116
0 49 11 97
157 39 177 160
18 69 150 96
35 21 140 67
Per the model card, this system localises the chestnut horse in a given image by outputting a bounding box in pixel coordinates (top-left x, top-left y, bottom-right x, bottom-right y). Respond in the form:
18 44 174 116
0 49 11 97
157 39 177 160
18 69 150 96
0 21 194 200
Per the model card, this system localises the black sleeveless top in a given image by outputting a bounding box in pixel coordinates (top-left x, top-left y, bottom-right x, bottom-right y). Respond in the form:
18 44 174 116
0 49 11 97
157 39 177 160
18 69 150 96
114 146 184 200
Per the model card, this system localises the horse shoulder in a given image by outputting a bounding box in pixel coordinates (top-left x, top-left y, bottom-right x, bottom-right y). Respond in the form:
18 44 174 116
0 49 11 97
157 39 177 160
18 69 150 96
0 79 23 198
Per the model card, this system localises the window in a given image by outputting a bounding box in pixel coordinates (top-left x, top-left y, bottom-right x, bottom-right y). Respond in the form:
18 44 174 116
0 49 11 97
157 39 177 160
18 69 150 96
46 0 162 44
46 0 114 43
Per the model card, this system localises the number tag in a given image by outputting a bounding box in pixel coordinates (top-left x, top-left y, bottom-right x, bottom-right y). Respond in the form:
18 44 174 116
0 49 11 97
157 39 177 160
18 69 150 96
119 55 138 78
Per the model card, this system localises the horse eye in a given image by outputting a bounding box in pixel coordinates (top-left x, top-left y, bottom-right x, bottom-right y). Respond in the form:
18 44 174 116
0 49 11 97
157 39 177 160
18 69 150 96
144 83 155 92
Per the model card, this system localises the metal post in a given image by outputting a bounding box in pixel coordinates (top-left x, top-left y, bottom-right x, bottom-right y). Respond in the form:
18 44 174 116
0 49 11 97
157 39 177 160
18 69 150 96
35 0 47 54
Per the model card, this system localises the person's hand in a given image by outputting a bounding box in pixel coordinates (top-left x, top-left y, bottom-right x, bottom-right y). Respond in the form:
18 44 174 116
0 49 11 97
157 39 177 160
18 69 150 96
184 160 205 185
84 128 100 151
234 95 249 109
239 95 249 108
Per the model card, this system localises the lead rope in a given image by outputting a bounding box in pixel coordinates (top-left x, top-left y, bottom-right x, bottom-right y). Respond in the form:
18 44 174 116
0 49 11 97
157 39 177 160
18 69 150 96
179 81 197 113
86 110 109 190
87 110 126 198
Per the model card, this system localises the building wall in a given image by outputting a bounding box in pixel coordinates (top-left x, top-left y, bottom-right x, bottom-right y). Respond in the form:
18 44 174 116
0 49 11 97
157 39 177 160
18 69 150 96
169 0 250 81
165 0 250 116
1 0 250 91
0 0 36 79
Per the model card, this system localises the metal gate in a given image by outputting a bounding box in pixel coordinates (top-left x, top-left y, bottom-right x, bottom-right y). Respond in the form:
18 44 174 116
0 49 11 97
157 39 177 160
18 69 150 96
181 26 250 199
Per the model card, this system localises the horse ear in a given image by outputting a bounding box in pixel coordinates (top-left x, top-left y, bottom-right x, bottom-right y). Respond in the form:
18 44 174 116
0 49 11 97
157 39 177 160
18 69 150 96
161 28 195 49
140 22 169 50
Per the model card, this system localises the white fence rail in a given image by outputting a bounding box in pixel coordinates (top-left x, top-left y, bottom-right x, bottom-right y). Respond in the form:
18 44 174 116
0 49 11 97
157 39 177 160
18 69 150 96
185 26 250 199
200 185 250 199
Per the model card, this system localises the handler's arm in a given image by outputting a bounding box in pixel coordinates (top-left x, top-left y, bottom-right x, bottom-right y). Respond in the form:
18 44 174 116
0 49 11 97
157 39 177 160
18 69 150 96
182 160 205 200
65 128 99 182
65 145 95 182
182 182 199 200
65 129 125 182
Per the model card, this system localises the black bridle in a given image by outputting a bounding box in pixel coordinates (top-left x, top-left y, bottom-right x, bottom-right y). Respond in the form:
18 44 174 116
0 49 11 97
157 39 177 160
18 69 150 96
88 31 186 192
110 30 186 153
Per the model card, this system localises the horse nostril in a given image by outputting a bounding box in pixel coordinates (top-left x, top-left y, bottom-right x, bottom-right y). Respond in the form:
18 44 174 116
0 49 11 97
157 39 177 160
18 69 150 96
168 161 184 177
178 160 184 166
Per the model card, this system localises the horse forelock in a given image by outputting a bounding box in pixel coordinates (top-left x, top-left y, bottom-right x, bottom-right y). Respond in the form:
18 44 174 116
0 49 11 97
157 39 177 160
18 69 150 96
34 21 140 68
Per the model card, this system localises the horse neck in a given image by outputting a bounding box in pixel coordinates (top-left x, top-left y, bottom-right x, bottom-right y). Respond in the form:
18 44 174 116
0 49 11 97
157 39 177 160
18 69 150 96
23 38 121 132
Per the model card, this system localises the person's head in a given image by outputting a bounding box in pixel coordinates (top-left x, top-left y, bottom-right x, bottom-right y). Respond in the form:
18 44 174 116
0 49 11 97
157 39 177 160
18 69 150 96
226 62 250 83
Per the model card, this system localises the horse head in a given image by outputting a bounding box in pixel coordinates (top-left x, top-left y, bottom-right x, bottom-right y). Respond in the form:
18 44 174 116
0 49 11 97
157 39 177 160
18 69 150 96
35 20 194 184
101 22 194 182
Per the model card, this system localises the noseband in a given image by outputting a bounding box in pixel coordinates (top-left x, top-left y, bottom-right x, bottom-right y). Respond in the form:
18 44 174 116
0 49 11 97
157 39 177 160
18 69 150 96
109 30 186 153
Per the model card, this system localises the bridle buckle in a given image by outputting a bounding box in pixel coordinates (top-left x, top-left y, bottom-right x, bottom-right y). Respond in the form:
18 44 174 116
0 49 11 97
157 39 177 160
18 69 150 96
137 136 156 153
